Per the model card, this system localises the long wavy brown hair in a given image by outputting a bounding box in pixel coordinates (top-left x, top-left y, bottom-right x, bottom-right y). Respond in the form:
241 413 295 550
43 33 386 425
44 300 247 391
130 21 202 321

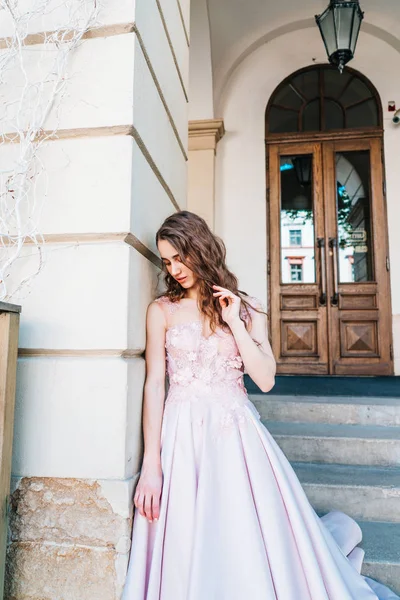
155 210 266 335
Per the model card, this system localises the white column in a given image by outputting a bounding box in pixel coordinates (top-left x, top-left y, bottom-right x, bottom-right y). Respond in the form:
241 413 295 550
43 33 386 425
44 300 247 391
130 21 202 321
2 1 190 597
188 119 225 229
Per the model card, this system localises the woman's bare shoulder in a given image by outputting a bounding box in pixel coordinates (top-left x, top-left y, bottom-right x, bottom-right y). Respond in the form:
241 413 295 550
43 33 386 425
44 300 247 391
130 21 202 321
151 295 181 314
146 299 169 333
153 294 168 303
148 295 170 310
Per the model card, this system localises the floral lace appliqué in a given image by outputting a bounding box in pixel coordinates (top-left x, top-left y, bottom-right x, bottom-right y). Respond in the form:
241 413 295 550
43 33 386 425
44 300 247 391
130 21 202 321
154 295 180 314
155 295 262 437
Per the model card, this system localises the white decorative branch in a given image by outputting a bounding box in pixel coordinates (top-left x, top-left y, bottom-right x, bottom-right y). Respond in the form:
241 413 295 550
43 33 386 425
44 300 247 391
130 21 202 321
0 0 102 300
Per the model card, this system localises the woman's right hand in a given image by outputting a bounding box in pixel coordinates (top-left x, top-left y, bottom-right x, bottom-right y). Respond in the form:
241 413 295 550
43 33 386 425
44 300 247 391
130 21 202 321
133 463 163 523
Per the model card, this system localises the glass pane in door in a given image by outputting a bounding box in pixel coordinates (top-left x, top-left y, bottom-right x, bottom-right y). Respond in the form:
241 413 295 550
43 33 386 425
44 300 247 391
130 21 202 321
335 151 374 282
280 155 316 284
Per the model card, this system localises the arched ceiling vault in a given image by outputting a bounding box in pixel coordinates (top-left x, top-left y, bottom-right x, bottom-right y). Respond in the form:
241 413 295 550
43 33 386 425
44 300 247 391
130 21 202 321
200 0 400 110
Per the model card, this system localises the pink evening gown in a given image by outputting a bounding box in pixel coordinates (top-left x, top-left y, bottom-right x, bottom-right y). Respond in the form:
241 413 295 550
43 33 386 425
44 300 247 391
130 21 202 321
122 295 399 600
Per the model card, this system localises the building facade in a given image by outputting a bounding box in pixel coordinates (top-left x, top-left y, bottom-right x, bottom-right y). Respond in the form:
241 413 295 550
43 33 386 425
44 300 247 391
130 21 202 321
2 0 400 597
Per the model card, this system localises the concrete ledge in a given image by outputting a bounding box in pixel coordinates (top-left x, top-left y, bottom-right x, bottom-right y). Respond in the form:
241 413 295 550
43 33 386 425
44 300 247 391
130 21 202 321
245 375 400 397
250 394 400 426
0 302 21 314
266 421 400 466
293 462 400 522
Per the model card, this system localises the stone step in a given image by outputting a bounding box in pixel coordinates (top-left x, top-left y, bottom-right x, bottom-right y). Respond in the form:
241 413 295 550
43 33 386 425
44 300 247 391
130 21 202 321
250 394 400 426
266 421 400 466
244 374 400 398
358 520 400 594
292 462 400 522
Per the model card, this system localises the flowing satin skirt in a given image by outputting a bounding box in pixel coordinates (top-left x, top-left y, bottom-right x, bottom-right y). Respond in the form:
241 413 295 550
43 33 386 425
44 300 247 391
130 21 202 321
122 397 399 600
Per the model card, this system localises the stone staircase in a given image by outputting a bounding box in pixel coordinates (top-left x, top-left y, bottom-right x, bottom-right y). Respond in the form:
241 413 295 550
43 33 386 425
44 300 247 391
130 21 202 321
246 376 400 594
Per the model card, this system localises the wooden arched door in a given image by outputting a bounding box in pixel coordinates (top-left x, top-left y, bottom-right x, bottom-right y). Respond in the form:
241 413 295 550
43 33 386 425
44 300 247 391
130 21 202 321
266 66 393 376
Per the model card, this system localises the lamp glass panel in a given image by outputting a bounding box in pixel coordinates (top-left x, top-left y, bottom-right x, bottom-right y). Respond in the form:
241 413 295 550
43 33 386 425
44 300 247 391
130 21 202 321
319 9 338 56
334 5 354 50
350 10 363 53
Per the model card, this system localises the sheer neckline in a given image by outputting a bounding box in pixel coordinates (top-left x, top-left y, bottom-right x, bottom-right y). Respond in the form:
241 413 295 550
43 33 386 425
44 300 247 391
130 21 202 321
166 320 224 342
158 295 238 341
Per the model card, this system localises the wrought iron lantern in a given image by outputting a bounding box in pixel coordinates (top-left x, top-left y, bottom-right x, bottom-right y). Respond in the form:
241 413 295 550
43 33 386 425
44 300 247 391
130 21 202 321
315 1 364 73
292 157 312 188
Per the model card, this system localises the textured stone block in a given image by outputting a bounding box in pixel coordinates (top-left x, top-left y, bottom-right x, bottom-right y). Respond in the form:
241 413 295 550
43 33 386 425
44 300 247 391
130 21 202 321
9 478 131 547
5 543 118 600
5 477 135 600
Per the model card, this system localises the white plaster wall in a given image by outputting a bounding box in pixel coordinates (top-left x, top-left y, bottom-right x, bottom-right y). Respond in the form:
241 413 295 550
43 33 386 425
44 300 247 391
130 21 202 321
9 244 162 352
130 142 179 255
13 352 153 481
5 0 189 485
11 245 160 478
178 0 191 38
10 243 130 350
133 35 187 207
126 358 146 478
215 27 400 372
189 0 214 120
1 3 189 594
160 0 190 94
0 136 133 235
0 0 189 44
0 33 135 135
127 245 163 352
0 32 186 208
0 0 136 37
13 356 130 479
136 0 188 147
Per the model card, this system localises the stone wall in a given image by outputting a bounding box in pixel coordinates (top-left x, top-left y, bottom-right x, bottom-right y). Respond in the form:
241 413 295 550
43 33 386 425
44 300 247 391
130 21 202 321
6 477 135 599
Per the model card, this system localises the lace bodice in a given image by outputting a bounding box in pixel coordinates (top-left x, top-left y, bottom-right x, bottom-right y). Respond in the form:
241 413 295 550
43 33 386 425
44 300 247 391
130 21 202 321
154 295 260 405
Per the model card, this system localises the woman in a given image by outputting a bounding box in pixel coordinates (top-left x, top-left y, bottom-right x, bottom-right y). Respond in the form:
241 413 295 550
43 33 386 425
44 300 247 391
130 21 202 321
122 211 398 600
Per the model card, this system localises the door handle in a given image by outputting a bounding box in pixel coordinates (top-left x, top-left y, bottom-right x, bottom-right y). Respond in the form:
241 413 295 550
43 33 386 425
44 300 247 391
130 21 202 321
317 238 326 306
329 237 339 306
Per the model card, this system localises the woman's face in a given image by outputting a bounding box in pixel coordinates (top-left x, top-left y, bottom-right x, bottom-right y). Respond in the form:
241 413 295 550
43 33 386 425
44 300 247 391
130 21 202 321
157 239 197 289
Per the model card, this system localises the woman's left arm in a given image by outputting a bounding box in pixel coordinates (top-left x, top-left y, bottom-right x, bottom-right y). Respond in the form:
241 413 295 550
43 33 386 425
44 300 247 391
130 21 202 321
213 285 276 393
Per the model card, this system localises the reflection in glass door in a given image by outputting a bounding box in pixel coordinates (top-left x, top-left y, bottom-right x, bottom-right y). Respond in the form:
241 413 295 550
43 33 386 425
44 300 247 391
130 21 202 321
269 142 329 375
335 151 374 283
280 155 316 284
324 138 392 375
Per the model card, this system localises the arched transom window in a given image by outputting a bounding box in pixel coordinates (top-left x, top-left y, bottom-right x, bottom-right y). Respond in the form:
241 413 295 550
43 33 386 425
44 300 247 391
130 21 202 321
266 65 381 135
